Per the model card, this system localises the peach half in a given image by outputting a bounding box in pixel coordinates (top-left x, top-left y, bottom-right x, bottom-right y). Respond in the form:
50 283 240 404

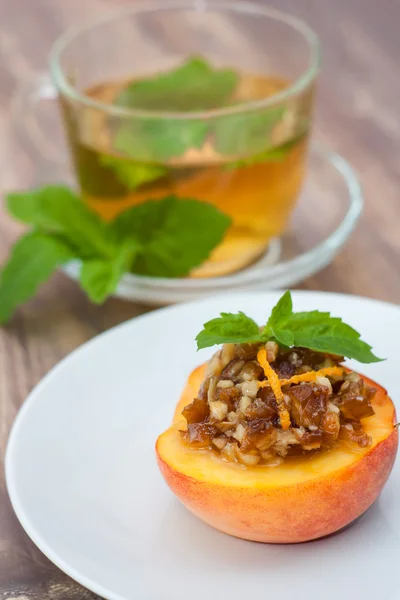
156 364 398 544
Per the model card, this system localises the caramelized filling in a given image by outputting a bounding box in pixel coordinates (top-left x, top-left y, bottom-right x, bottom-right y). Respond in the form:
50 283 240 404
181 343 375 465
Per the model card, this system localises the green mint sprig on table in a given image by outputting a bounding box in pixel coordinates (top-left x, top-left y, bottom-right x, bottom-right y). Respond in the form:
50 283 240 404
0 186 231 324
195 291 383 364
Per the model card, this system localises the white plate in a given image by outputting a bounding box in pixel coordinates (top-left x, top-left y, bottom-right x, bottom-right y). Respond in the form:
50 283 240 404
62 145 364 304
6 291 400 600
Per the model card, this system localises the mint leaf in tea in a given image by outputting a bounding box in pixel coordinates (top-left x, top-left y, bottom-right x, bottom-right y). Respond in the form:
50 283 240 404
112 57 237 163
116 56 238 112
99 154 168 190
61 56 314 277
214 105 285 156
113 116 209 163
225 133 307 170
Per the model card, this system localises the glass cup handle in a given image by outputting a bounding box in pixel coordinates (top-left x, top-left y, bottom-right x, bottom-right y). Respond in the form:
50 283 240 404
11 74 64 163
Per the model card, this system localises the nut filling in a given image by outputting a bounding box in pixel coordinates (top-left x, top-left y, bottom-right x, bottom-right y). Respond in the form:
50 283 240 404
181 343 376 465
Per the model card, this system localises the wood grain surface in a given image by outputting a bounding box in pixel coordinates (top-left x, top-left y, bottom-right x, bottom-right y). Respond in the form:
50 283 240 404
0 0 399 597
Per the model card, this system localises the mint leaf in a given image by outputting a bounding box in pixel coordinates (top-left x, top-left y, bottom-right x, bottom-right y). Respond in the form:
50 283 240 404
113 57 238 162
99 154 168 190
194 291 383 363
214 105 285 156
111 195 231 277
114 117 208 162
0 232 73 323
265 290 293 330
116 57 238 112
225 135 303 170
293 331 381 364
287 313 383 363
7 186 115 259
262 290 293 343
80 241 140 303
271 328 294 347
196 312 262 350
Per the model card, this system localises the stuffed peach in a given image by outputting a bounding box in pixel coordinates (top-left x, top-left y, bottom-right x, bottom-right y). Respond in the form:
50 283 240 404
157 363 397 543
156 293 398 543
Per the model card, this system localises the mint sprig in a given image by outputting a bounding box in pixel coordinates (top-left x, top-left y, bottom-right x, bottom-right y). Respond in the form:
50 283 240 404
0 186 231 323
195 291 383 364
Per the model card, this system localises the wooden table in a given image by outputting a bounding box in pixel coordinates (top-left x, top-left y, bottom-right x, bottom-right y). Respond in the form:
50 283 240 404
0 0 399 597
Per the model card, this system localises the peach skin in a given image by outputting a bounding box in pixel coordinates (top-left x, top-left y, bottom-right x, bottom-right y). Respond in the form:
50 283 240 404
157 364 398 544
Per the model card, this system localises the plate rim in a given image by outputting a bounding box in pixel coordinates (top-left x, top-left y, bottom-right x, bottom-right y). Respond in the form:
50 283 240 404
5 290 400 600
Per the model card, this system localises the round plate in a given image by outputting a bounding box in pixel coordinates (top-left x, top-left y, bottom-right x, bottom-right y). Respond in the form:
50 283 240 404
62 145 363 304
6 291 399 600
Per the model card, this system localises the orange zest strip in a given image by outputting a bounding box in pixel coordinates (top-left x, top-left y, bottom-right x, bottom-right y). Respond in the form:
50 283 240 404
257 348 290 431
257 353 345 430
280 366 344 386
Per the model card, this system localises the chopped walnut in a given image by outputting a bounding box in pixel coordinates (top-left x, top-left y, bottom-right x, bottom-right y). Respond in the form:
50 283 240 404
233 423 246 442
265 341 279 362
221 343 235 367
239 360 264 382
239 395 252 414
241 380 259 398
217 379 234 389
221 359 245 379
234 445 260 466
209 401 228 421
212 437 228 450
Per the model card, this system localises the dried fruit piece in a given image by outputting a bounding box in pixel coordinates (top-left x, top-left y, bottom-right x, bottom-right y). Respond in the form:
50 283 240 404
340 421 372 448
288 383 329 429
337 380 375 420
241 420 277 452
183 423 218 447
182 397 209 424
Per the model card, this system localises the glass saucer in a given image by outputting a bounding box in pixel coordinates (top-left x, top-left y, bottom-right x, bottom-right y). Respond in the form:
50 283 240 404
63 144 363 304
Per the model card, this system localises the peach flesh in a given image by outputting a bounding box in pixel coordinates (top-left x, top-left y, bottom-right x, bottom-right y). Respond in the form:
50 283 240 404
157 364 398 543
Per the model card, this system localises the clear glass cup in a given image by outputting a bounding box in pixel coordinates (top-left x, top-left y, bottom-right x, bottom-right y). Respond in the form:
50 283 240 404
15 0 320 278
